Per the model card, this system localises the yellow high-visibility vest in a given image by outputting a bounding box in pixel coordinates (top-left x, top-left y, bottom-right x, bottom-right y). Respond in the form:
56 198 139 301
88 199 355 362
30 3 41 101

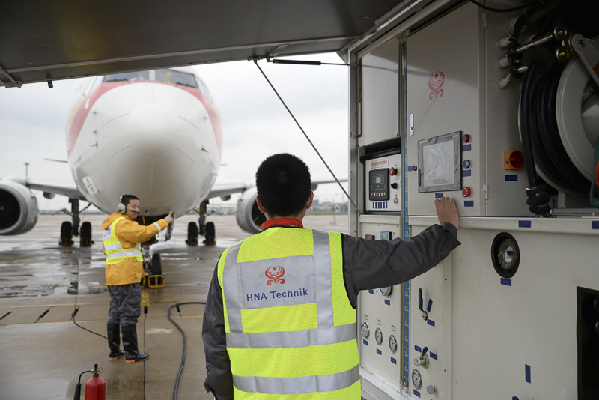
219 227 360 399
103 216 142 265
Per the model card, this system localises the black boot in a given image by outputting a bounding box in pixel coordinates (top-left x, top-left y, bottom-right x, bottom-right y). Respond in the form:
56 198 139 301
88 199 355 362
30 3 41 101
107 323 125 360
121 325 149 363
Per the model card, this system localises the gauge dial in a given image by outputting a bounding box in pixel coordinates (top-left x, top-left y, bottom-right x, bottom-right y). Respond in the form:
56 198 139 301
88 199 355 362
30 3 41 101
374 327 383 345
389 334 398 353
412 369 422 390
361 322 370 339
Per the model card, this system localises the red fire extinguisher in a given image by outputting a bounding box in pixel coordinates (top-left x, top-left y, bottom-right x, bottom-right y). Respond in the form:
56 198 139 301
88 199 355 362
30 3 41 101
73 364 106 400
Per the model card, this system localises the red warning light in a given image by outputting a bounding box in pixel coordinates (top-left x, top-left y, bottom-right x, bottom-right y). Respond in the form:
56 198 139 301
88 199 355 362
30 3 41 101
505 151 524 170
462 134 471 143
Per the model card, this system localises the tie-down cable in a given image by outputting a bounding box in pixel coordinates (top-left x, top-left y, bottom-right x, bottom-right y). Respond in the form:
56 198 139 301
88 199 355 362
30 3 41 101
253 59 358 211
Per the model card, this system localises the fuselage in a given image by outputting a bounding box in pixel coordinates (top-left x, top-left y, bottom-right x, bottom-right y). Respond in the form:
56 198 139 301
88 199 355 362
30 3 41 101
65 67 222 218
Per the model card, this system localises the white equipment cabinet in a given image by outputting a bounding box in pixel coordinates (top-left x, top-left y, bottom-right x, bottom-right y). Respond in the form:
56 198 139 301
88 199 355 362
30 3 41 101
345 1 599 399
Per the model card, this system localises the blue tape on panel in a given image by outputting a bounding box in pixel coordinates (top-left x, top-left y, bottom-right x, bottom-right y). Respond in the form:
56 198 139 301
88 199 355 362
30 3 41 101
462 144 472 151
501 278 512 286
505 175 518 181
427 319 435 327
435 193 443 198
363 339 368 346
430 351 437 360
368 290 374 294
391 357 397 364
385 299 391 306
427 299 433 312
525 364 531 383
414 345 421 353
592 221 599 229
407 165 416 172
462 169 472 177
377 349 382 355
519 220 532 228
464 201 474 207
413 390 421 398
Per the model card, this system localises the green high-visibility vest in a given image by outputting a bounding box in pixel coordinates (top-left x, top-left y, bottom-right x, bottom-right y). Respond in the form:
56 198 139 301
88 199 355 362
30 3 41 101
103 216 142 265
219 227 360 399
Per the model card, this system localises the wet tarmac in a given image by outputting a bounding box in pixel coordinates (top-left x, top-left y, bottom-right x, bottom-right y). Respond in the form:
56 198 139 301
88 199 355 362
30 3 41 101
0 213 347 400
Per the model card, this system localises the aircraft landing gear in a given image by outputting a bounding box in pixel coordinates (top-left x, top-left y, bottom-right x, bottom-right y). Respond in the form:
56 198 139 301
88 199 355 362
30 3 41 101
59 199 93 247
204 222 216 246
60 221 73 246
80 221 93 247
198 200 208 236
187 200 216 246
141 243 165 288
186 221 199 246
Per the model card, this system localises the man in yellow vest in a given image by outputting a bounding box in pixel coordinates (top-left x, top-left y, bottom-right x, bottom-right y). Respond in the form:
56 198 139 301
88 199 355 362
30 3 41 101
202 154 460 399
102 194 173 363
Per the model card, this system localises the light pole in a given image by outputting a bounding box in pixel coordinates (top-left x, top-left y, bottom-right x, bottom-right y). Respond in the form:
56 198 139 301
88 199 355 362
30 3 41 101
24 162 29 179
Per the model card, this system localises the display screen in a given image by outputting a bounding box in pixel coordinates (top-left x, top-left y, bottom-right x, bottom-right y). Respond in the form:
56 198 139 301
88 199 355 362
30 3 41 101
418 131 462 192
369 169 389 200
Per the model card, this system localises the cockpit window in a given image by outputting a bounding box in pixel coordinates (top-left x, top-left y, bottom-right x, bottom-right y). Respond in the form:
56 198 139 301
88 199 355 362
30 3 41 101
197 78 213 103
103 71 150 82
155 69 197 88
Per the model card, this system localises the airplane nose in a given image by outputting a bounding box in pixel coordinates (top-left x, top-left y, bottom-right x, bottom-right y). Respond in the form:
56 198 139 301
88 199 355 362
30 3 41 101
126 103 180 148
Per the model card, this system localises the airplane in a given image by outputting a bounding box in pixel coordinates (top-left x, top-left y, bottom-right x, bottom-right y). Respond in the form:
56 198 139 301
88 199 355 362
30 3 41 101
0 66 339 275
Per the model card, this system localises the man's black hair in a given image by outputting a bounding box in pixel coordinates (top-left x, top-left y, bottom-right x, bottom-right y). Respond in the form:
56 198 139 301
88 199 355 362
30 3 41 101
256 154 311 217
120 194 139 206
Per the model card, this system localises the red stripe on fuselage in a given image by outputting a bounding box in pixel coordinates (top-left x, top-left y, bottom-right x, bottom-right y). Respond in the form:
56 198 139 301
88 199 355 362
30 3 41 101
66 80 223 158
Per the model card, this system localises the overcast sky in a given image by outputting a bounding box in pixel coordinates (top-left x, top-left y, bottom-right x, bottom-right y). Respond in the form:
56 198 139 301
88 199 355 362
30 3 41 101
0 53 349 213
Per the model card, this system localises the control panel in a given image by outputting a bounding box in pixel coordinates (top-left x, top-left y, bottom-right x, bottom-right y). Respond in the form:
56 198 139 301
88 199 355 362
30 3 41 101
357 218 403 395
365 153 401 213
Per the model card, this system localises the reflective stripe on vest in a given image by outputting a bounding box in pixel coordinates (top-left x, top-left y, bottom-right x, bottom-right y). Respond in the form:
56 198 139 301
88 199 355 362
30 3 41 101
103 216 142 265
219 228 359 398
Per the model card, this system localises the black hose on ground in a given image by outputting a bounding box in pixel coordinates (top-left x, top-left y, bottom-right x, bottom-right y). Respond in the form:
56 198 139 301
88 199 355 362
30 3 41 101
168 301 206 400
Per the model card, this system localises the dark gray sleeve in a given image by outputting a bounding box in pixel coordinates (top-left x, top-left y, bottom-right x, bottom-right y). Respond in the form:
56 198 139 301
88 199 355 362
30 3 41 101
342 222 460 308
202 263 234 399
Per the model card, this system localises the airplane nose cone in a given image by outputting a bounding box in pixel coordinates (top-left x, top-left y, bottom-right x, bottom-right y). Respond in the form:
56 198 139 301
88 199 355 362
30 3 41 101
127 103 180 149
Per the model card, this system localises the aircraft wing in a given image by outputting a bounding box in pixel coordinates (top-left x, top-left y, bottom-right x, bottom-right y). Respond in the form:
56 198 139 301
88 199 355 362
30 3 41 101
26 180 86 200
311 179 346 191
206 183 249 201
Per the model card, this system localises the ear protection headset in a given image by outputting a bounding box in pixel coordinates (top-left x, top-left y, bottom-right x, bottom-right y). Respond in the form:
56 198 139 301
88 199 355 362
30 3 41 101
117 196 127 214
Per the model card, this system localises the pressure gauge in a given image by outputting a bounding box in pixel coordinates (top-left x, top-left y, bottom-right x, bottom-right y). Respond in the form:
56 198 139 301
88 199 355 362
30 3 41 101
412 369 422 390
361 322 370 339
374 327 383 345
379 286 393 297
389 334 398 353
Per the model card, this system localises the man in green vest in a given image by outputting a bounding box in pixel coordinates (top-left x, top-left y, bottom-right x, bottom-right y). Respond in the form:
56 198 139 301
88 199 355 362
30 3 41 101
202 154 460 399
102 194 173 363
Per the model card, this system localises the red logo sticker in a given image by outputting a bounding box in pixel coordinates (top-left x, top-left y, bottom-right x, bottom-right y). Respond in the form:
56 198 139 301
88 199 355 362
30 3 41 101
429 71 445 100
265 266 286 285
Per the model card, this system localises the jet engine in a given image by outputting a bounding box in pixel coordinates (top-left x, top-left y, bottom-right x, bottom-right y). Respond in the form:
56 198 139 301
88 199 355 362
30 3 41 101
235 187 266 234
0 179 39 235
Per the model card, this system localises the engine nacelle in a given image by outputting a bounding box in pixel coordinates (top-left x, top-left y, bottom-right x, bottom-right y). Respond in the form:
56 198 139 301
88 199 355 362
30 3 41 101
235 187 266 234
0 180 39 235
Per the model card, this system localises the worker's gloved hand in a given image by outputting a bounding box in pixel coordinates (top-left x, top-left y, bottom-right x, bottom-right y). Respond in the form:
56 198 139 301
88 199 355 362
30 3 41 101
434 197 460 230
164 212 174 225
